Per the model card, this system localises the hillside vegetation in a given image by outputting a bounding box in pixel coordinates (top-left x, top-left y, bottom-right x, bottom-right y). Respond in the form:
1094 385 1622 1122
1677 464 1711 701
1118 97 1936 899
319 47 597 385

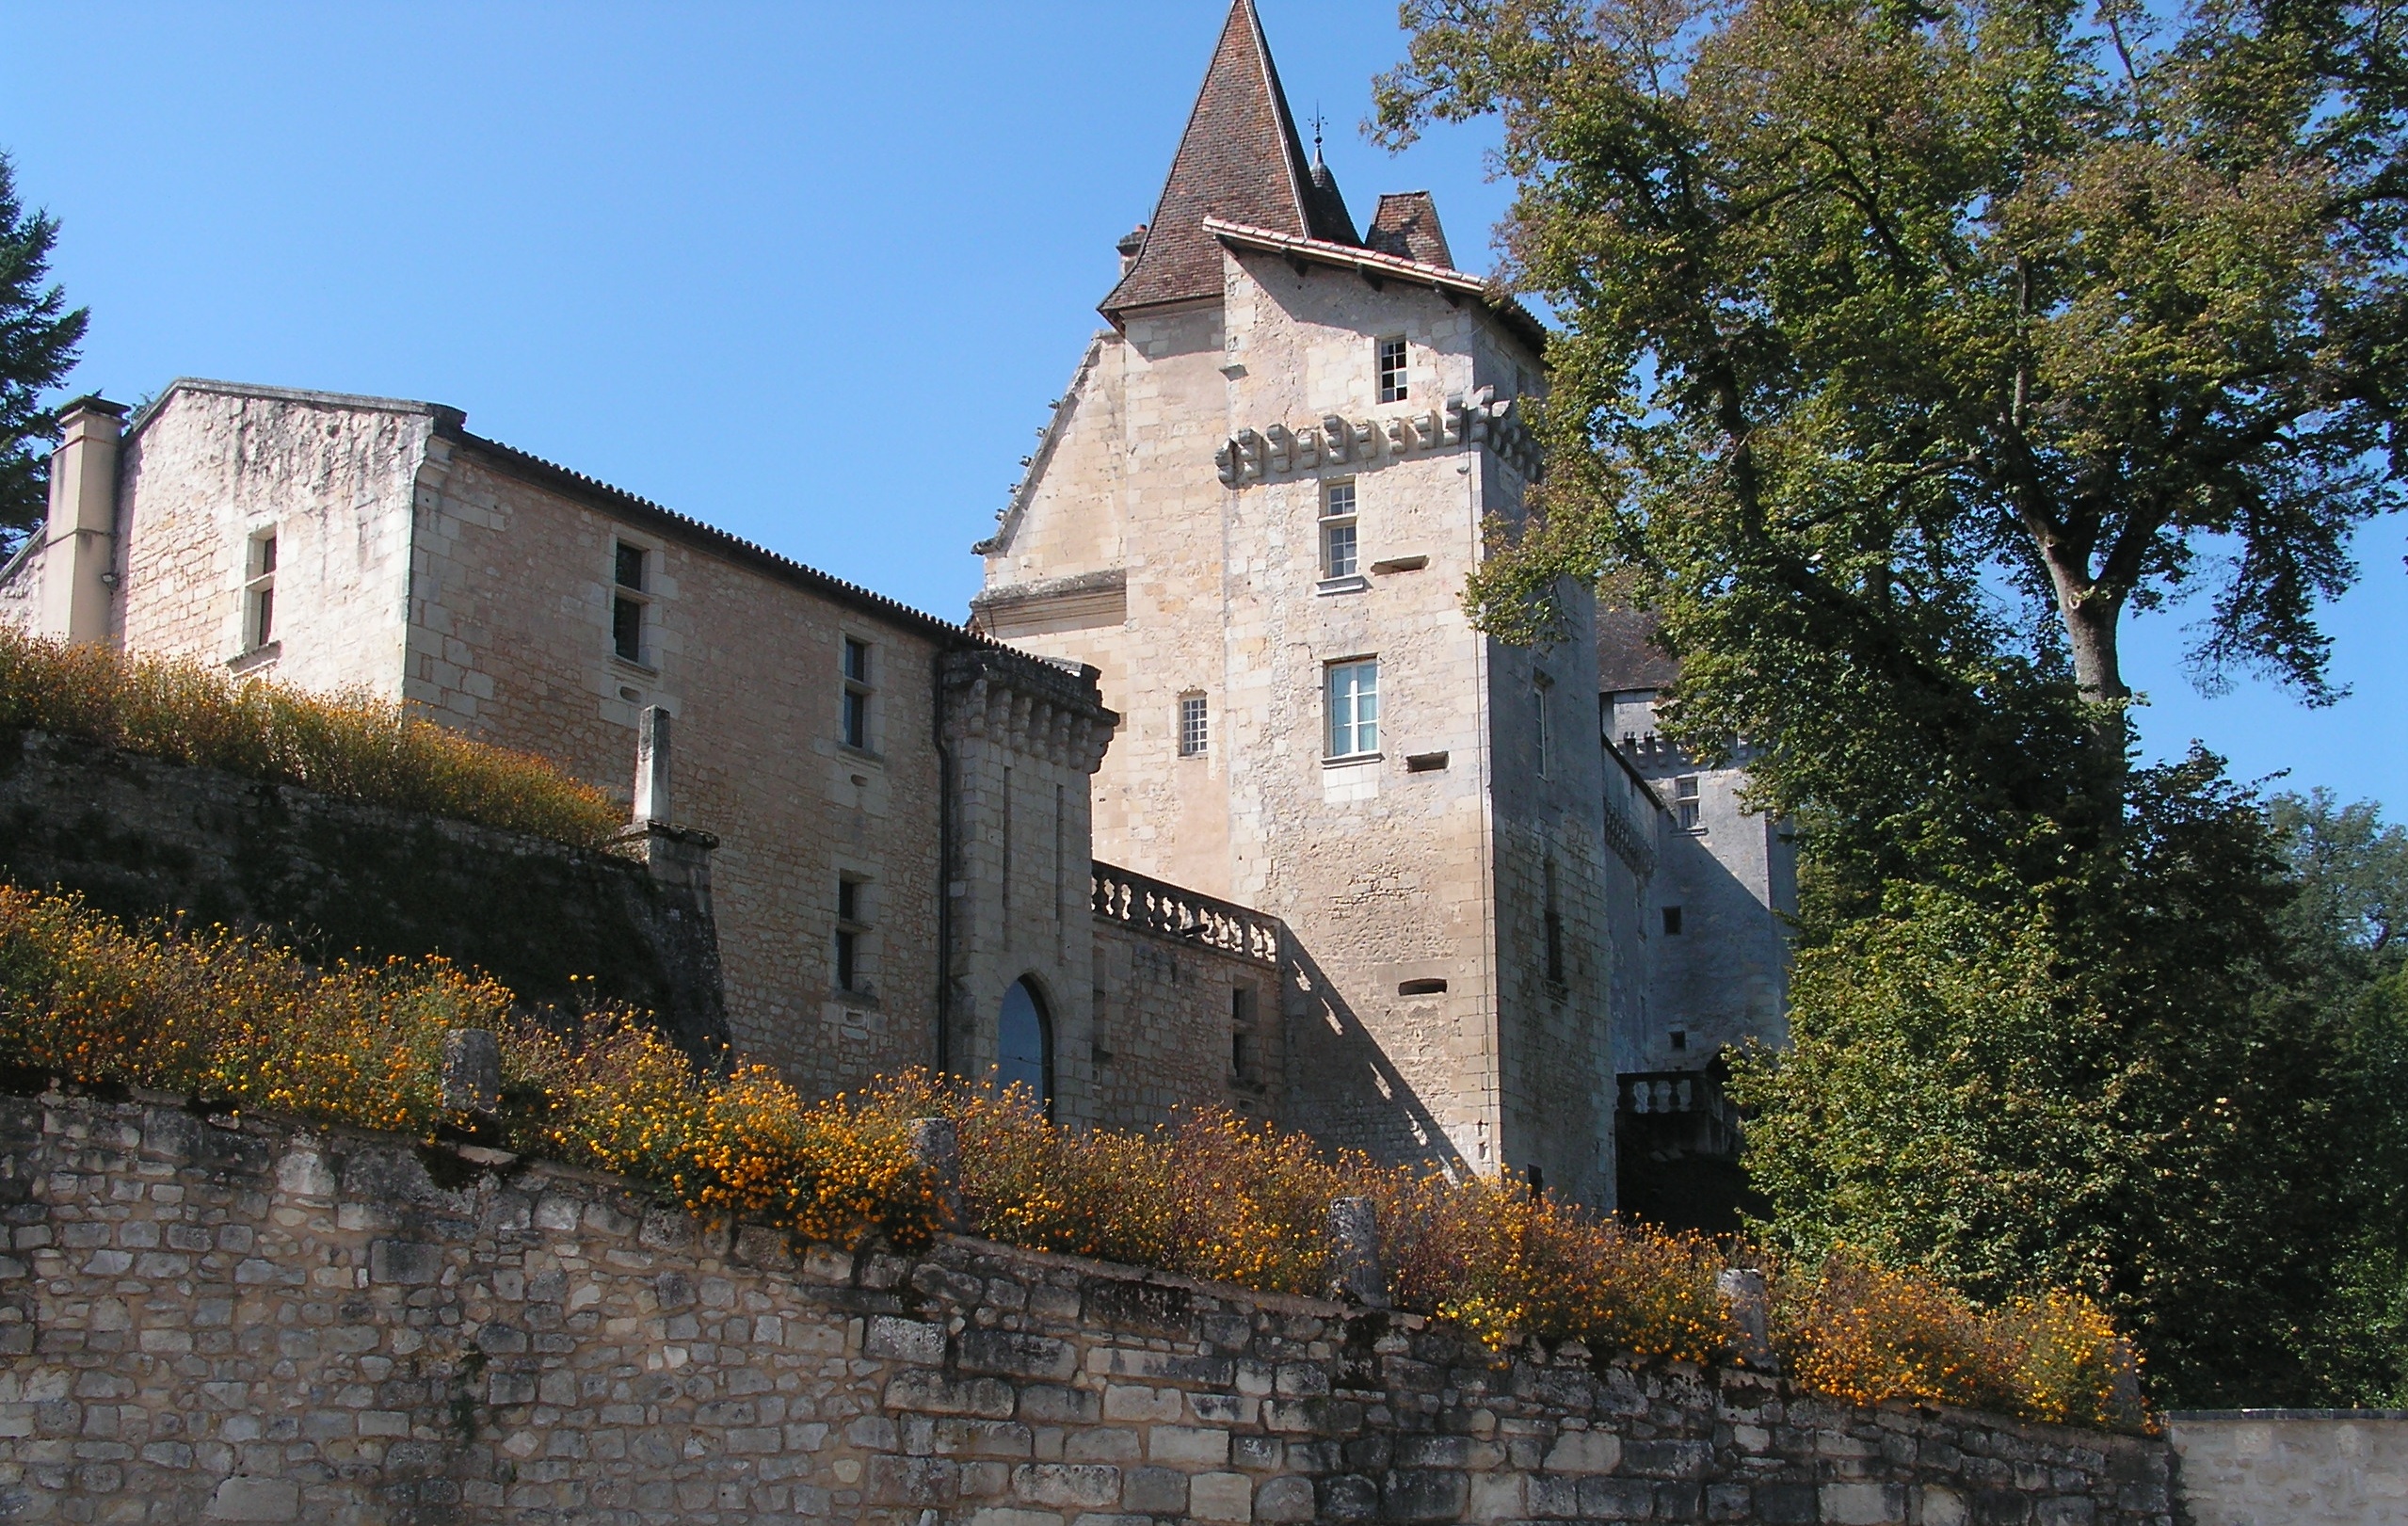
0 628 623 847
0 883 2139 1430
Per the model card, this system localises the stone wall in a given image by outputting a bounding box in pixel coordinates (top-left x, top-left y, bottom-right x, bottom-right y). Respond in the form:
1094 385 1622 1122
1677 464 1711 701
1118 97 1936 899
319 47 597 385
2163 1410 2408 1525
0 728 728 1054
0 1086 2171 1525
1089 863 1286 1131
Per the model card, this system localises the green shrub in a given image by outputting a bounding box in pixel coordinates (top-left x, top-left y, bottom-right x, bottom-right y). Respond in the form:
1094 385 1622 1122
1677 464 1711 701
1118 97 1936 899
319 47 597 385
0 628 623 846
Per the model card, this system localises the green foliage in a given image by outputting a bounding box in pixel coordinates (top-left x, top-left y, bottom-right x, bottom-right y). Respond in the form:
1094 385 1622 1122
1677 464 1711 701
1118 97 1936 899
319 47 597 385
1381 0 2407 801
2270 788 2408 985
0 153 88 552
1733 758 2347 1405
0 626 625 848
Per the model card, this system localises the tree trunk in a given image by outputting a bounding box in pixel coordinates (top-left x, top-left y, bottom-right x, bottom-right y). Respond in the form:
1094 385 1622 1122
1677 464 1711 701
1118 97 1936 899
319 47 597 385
2060 587 2128 707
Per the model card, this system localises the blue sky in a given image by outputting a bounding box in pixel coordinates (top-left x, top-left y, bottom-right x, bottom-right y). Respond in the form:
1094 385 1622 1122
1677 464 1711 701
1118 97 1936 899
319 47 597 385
2 0 2398 813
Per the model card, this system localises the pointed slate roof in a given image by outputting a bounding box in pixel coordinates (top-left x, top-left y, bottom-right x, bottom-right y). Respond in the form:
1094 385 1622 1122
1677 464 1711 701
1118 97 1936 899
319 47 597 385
1102 0 1357 318
1365 192 1453 270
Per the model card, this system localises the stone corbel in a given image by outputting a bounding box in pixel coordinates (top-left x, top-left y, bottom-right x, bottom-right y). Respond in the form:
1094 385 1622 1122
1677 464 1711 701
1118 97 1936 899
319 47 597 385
1293 427 1320 470
1385 416 1413 453
1351 419 1375 458
1215 441 1239 487
1266 423 1294 474
1416 410 1441 448
1235 429 1266 481
1441 394 1468 446
1322 416 1351 464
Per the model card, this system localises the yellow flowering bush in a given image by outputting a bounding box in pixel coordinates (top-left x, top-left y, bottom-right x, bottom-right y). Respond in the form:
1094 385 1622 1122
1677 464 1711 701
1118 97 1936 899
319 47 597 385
0 628 623 847
0 886 935 1254
0 884 2140 1428
1769 1249 2139 1427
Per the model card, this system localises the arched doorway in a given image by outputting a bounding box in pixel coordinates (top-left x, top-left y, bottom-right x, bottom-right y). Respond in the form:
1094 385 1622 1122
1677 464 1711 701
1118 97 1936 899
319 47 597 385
996 976 1053 1116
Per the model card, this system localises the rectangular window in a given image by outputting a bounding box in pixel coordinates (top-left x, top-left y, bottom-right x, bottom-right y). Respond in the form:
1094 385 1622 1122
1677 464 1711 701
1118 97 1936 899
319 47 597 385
835 876 866 992
1326 659 1379 758
1179 693 1209 757
841 636 873 749
1674 774 1701 832
1670 1028 1689 1052
1662 905 1684 936
611 541 647 665
1376 336 1409 403
1321 480 1358 579
245 533 278 651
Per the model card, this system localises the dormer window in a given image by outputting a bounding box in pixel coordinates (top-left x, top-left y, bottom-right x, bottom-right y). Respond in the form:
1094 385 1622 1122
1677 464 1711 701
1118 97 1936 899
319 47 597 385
1376 337 1409 403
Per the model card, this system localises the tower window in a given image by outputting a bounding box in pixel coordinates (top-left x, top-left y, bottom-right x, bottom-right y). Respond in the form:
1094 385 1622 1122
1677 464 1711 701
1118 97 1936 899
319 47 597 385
1326 659 1379 759
841 637 873 749
1662 906 1684 936
1321 481 1358 579
245 532 278 651
611 541 648 665
1230 984 1258 1083
1376 337 1409 403
1179 693 1209 757
1674 774 1701 831
1670 1028 1689 1052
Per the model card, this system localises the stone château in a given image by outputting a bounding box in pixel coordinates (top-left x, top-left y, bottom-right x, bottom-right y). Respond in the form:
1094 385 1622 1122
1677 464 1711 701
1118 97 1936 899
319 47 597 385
0 0 1793 1215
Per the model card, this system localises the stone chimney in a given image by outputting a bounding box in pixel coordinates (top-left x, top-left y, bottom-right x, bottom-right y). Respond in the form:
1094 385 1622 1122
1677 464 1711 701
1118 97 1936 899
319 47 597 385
39 396 128 646
1116 224 1148 278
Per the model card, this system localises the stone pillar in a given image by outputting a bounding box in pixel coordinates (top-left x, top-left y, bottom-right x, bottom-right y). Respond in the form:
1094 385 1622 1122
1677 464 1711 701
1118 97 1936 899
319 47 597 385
1327 1197 1388 1308
1717 1267 1774 1369
633 705 672 827
908 1116 963 1227
440 1029 501 1116
38 396 127 647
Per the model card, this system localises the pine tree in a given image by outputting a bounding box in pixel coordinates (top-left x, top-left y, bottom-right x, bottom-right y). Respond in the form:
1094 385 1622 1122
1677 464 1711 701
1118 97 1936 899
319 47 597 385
0 152 89 553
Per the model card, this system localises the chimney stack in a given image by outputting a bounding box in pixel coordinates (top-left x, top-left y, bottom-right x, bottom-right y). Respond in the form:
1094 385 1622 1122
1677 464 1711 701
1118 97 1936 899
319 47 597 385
1116 224 1148 278
39 396 127 647
634 704 672 827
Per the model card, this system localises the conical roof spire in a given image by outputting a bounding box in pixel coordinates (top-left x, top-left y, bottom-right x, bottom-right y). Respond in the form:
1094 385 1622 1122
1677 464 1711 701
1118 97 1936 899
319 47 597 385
1102 0 1357 318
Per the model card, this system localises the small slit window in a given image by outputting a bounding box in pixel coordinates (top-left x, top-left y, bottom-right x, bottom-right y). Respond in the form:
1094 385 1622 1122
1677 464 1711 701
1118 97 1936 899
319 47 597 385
1662 906 1684 936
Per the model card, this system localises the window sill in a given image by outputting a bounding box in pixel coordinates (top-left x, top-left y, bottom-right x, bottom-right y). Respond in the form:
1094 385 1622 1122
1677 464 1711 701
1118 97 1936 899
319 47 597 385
1315 575 1369 597
227 642 281 675
1323 751 1382 769
828 988 881 1011
610 654 659 679
1370 555 1429 574
838 742 886 768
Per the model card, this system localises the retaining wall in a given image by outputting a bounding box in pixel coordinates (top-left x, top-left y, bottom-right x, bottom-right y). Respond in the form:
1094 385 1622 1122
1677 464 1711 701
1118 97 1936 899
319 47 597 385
2164 1410 2408 1525
0 727 728 1054
0 1086 2169 1525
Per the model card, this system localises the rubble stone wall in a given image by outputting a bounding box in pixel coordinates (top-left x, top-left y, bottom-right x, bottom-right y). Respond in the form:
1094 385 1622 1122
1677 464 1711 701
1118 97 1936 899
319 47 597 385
2163 1410 2408 1525
0 1087 2171 1525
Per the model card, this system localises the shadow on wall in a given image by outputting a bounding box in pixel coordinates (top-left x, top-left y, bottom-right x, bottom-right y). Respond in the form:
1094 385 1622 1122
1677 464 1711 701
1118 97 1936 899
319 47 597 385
1281 937 1468 1181
0 728 731 1057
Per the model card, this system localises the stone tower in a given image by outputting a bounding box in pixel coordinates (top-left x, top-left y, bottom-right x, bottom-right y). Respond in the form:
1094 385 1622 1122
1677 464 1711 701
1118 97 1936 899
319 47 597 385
974 0 1620 1204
